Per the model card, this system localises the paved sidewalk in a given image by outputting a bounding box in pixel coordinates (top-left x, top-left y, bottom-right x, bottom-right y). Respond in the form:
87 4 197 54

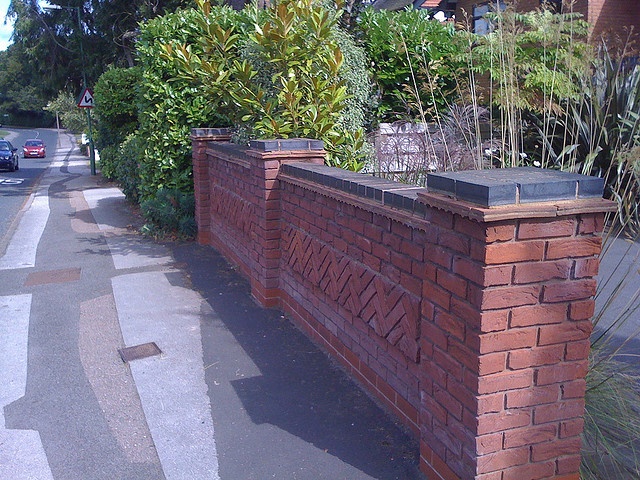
0 132 422 479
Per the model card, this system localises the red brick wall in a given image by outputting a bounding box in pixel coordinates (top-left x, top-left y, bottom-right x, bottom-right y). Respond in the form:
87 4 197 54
586 0 640 41
454 0 640 42
278 179 424 432
192 131 616 479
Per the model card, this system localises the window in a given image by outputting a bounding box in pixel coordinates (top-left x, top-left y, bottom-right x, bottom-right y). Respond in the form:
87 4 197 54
541 0 562 13
473 1 506 35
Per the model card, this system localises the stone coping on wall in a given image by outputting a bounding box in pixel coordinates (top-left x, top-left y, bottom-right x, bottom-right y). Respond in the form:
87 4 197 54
202 138 327 165
280 163 618 222
427 166 605 206
190 127 233 141
279 163 426 215
249 138 324 152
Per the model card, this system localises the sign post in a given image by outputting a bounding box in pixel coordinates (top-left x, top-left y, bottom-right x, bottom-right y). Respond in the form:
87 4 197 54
77 88 96 175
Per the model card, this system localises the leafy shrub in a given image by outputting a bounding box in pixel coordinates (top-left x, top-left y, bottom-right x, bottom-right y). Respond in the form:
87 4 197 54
136 6 235 199
97 144 119 180
93 67 141 155
115 133 144 202
44 90 88 133
356 8 460 123
140 187 197 239
164 0 373 171
454 6 592 167
332 27 377 133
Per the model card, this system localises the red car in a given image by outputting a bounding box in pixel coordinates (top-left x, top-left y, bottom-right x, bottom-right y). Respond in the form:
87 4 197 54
23 139 46 158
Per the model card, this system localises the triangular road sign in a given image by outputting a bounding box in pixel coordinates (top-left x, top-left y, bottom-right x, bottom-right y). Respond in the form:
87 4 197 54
77 88 94 108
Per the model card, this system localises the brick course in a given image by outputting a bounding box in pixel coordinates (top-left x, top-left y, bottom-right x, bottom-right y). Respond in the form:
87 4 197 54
455 0 640 43
191 131 616 479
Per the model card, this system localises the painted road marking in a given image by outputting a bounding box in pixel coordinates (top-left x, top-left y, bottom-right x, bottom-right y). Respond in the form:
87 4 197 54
0 178 24 185
0 294 54 479
83 188 172 270
113 272 220 480
0 184 50 270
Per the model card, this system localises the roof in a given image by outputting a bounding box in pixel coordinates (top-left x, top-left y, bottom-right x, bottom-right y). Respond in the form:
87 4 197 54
372 0 412 10
372 0 453 11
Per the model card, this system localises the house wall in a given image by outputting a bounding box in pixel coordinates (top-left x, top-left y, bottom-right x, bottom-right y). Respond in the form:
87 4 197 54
192 130 617 479
585 0 640 41
454 0 640 42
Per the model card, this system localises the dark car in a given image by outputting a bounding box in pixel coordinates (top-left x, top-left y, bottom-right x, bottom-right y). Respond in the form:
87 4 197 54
0 140 19 171
23 139 46 158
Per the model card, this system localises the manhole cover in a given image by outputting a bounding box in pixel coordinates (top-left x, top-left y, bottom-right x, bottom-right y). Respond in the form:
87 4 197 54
25 268 81 286
118 342 162 363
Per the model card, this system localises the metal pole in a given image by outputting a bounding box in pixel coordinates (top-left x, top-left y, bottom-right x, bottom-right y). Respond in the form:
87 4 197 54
75 6 96 175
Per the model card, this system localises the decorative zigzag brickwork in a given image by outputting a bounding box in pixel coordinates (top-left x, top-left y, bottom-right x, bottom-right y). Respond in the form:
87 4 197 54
192 132 613 480
282 225 420 362
212 186 255 238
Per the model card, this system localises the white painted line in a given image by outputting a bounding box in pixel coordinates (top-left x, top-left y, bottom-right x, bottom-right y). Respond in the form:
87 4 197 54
0 178 25 185
0 430 53 480
83 187 127 231
0 294 53 479
0 294 31 426
113 272 220 480
84 188 172 270
0 185 50 270
49 160 88 169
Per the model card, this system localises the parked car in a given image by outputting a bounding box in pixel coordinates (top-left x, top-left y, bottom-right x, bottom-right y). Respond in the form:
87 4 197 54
23 139 46 158
0 140 19 171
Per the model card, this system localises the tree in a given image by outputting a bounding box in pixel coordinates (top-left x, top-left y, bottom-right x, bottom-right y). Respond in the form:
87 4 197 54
2 0 193 126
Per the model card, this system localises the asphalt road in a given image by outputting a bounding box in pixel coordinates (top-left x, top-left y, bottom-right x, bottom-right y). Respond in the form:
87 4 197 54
1 127 636 479
0 131 423 480
594 230 640 363
0 128 59 243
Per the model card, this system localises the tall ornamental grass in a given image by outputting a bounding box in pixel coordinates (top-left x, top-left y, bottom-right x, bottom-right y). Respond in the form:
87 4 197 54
367 4 640 477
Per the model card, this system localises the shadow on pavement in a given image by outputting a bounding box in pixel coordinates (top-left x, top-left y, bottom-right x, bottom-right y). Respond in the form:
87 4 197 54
171 242 423 480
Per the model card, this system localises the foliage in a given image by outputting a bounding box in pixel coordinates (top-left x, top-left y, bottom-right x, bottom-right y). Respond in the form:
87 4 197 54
232 0 361 169
356 7 461 123
454 6 592 167
43 90 87 132
2 0 193 126
100 133 144 202
164 0 372 171
136 7 230 200
140 187 197 239
539 41 640 234
93 67 141 151
91 0 193 68
0 43 53 126
93 67 142 182
332 28 377 133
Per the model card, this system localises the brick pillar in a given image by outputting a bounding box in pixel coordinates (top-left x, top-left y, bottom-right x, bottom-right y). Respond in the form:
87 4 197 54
190 128 232 244
244 139 326 307
416 168 617 479
191 136 326 308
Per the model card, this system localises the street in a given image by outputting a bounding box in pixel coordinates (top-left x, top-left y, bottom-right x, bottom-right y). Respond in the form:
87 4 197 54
0 128 57 243
0 129 423 480
5 127 636 480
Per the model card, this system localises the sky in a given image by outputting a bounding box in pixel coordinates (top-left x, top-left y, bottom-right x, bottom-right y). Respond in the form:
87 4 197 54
0 0 13 51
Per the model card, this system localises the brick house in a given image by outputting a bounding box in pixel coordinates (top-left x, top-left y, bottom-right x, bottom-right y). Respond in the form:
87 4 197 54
374 0 640 42
454 0 640 40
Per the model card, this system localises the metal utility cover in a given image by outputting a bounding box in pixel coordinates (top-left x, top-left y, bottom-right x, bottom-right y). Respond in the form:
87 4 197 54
24 267 81 286
118 342 162 363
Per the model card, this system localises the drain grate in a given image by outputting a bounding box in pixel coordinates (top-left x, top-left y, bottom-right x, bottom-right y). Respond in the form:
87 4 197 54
25 268 81 286
118 342 162 363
